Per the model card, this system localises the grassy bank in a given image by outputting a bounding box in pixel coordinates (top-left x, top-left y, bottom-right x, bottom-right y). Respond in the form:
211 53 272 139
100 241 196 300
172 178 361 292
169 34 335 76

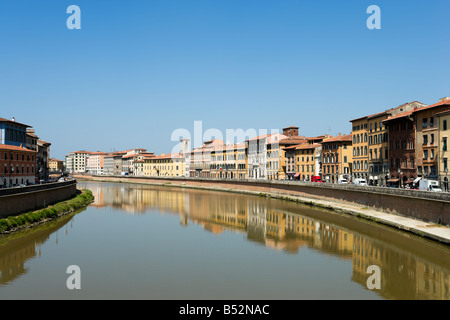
0 189 94 234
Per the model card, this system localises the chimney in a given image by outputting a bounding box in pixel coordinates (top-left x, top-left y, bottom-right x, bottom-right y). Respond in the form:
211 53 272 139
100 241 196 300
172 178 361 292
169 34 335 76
12 117 15 122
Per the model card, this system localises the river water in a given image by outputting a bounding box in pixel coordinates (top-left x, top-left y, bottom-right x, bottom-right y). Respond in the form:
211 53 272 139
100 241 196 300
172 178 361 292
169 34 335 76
1 181 449 300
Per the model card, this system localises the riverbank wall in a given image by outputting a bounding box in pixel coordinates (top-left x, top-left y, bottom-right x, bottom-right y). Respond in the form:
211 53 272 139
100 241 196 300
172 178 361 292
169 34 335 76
0 180 78 218
74 175 450 227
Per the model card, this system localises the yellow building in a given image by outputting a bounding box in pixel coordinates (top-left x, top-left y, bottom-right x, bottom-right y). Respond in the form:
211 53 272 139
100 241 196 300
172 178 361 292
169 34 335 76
49 158 64 172
321 134 353 183
293 143 320 181
235 143 248 179
143 153 185 177
367 112 390 185
350 116 369 182
437 109 450 191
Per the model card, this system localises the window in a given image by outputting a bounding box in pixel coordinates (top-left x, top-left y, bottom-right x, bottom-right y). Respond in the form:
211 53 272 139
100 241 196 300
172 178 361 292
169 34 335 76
444 158 448 172
424 150 428 159
423 135 428 145
444 137 448 151
423 118 428 128
444 120 448 131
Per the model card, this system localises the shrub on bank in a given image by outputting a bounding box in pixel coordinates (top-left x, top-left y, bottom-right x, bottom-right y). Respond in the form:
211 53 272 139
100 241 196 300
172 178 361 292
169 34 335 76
0 189 94 233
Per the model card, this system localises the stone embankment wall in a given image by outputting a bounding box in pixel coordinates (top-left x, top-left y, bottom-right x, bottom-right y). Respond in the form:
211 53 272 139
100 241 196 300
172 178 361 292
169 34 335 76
0 180 78 218
75 174 450 226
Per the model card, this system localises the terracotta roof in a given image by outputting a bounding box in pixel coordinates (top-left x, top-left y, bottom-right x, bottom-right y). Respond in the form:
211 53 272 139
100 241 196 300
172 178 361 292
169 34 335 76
382 109 415 123
321 134 352 143
294 143 322 150
0 144 36 153
412 98 450 114
145 153 185 160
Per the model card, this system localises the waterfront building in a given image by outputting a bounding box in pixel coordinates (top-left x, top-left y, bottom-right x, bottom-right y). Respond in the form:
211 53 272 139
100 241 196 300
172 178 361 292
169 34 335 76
37 139 51 181
65 150 93 173
382 102 427 187
179 139 191 177
320 134 352 183
143 153 185 177
0 144 37 187
284 135 330 180
247 132 287 180
189 139 223 178
235 143 248 179
350 115 369 182
350 102 424 185
274 126 309 180
112 151 126 175
121 149 147 175
293 143 321 181
25 128 38 152
366 112 390 186
0 117 30 147
86 152 108 175
210 143 247 179
437 108 450 191
103 154 114 175
49 158 64 172
413 97 450 182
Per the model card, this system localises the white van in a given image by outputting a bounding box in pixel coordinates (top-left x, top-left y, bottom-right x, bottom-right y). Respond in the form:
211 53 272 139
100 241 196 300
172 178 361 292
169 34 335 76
338 178 348 184
353 178 367 186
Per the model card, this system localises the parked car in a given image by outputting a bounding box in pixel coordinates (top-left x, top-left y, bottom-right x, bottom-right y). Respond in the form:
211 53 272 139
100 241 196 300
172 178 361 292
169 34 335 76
338 178 348 184
353 178 368 186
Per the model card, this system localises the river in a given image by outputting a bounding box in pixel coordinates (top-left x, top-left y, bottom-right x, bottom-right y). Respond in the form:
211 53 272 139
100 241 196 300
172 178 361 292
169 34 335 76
1 181 449 300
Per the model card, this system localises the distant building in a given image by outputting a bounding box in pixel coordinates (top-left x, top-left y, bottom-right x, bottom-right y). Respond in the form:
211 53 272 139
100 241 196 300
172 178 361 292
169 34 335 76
143 153 185 177
189 139 223 177
86 152 108 175
65 151 93 173
0 144 37 187
49 158 64 172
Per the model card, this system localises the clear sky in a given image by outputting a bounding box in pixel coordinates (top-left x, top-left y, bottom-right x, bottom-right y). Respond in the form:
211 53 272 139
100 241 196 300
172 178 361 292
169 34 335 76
1 0 449 160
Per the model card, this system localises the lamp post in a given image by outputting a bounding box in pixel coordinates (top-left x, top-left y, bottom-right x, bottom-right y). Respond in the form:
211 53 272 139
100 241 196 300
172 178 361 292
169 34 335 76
398 168 402 188
445 168 448 192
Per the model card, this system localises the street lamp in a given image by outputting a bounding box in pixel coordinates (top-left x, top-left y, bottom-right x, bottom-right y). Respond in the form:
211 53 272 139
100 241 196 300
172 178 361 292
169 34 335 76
398 168 402 188
445 168 449 192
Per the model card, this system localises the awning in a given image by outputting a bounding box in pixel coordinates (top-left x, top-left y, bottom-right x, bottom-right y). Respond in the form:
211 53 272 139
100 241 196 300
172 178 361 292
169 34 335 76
413 177 422 183
294 173 300 177
387 179 399 182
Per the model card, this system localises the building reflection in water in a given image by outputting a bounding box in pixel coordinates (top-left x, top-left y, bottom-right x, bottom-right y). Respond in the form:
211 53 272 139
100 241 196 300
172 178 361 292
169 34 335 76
85 183 450 300
2 181 450 299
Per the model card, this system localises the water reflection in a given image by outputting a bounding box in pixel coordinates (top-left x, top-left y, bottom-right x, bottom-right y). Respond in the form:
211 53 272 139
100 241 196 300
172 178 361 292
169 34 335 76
2 181 450 299
83 182 450 300
0 212 78 286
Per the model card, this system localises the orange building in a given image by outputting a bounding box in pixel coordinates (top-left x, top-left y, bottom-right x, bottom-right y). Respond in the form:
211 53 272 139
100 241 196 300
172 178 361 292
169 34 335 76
0 144 37 187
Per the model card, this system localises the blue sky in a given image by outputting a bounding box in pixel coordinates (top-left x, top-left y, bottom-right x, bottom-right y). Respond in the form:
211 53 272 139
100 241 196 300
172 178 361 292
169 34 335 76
1 0 449 160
